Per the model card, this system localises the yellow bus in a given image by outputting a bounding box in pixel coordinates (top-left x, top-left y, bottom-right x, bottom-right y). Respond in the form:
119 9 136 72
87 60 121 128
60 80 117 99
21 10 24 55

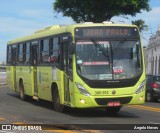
6 22 146 113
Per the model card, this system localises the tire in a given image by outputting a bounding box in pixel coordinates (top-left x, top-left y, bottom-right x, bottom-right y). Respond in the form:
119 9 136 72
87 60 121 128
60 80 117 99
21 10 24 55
53 88 65 112
19 81 25 100
105 107 121 114
146 92 155 102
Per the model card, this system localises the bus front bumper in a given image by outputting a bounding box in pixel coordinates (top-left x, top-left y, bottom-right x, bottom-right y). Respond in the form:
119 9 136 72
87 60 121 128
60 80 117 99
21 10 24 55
70 92 145 108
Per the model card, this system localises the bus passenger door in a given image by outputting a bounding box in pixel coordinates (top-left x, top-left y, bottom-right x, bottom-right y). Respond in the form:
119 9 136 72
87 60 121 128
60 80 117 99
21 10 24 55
12 46 17 91
63 43 70 105
31 45 38 98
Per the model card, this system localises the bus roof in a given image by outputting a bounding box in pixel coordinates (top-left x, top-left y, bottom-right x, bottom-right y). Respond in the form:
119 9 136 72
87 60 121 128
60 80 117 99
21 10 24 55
7 22 138 45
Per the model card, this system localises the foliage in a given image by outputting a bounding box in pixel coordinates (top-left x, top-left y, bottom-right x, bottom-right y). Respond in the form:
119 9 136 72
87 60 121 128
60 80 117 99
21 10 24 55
132 19 149 32
53 0 151 23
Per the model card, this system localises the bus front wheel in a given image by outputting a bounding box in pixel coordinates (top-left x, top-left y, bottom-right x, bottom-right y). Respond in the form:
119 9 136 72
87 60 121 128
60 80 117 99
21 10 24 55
53 88 65 112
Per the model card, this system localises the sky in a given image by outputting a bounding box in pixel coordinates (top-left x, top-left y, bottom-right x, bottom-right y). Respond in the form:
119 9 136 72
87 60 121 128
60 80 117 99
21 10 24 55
0 0 160 62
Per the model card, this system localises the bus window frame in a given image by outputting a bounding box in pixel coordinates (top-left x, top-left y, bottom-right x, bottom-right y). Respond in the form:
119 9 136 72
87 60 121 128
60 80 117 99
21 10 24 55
6 33 72 68
7 45 12 64
11 45 17 66
25 42 31 64
40 38 50 64
31 40 39 66
17 43 25 64
50 37 60 65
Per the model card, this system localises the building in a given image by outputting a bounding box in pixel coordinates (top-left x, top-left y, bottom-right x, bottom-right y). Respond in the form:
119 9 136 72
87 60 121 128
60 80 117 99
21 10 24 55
145 26 160 75
0 61 5 65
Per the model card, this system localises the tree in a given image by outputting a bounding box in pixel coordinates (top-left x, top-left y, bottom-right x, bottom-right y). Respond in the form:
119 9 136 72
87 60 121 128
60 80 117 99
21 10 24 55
132 19 149 32
53 0 151 23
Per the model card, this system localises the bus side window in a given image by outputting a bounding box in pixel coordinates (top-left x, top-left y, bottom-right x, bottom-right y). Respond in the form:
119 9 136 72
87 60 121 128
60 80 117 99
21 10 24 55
40 39 50 64
7 46 12 64
25 42 31 64
18 44 24 63
50 37 60 63
11 45 17 65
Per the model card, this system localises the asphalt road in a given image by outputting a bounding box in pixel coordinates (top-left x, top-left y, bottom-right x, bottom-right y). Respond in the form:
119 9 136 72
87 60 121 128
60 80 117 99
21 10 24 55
0 68 160 132
0 85 160 133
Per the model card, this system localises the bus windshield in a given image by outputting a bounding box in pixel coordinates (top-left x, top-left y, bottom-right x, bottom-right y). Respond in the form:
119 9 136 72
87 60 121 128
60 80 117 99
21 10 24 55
76 39 142 80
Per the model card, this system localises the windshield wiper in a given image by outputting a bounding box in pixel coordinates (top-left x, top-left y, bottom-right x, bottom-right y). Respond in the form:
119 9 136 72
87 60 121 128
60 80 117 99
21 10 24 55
91 39 109 57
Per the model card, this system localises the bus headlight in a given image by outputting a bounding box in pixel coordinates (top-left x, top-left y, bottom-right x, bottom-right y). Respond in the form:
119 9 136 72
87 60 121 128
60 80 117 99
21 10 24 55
76 82 91 96
135 80 145 94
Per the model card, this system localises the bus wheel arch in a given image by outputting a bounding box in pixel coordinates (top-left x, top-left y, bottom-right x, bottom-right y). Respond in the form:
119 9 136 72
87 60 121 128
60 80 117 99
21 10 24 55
51 83 65 112
19 78 25 100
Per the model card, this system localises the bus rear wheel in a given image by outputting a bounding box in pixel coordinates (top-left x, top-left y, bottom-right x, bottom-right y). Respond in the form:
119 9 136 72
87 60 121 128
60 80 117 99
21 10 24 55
19 81 25 100
53 88 65 112
105 107 121 114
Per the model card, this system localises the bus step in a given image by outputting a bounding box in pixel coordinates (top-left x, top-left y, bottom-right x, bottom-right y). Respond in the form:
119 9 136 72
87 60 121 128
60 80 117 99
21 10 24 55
33 95 39 101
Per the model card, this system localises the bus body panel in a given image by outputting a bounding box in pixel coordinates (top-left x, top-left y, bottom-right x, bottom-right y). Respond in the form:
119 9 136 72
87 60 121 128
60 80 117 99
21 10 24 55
16 66 33 96
6 66 13 90
37 66 52 101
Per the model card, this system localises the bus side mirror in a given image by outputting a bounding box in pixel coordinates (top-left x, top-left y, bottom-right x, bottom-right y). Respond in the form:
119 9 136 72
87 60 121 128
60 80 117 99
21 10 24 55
69 44 75 55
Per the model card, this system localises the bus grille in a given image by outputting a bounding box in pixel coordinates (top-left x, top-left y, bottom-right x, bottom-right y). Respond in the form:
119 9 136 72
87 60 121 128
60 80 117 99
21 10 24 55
95 97 132 105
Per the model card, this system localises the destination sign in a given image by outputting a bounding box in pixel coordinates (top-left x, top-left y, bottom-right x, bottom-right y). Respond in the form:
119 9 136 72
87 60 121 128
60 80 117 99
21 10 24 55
75 27 139 38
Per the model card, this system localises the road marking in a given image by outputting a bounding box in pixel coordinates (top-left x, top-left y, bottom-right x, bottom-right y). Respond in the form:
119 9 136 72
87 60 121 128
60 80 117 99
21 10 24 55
0 117 5 121
11 122 24 124
148 122 160 124
47 130 78 133
47 130 102 133
78 130 102 133
128 105 160 113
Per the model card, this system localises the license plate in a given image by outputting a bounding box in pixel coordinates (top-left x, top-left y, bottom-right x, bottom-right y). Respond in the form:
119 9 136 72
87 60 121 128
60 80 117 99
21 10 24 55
107 101 121 107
